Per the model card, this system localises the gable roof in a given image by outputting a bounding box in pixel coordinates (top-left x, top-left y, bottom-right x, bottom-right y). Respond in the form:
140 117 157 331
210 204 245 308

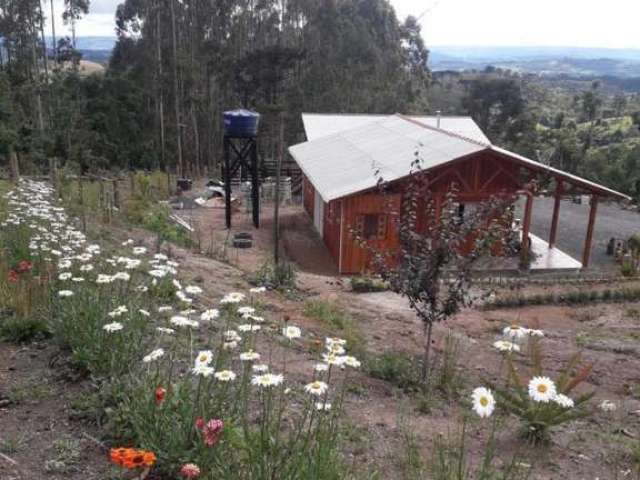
302 113 491 144
289 114 630 203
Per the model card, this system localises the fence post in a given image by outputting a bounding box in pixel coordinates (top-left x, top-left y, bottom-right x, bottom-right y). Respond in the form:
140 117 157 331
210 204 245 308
49 158 58 194
9 149 19 183
78 176 86 232
113 179 120 209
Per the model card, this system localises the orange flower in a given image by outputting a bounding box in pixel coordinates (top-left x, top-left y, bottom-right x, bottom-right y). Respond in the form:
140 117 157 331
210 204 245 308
109 448 156 469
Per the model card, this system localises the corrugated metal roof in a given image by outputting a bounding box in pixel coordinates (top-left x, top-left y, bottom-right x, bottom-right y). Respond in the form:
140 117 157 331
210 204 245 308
290 114 486 202
290 114 631 202
302 113 491 144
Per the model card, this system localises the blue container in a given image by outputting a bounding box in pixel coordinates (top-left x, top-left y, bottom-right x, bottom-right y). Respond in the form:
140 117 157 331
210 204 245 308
223 109 260 137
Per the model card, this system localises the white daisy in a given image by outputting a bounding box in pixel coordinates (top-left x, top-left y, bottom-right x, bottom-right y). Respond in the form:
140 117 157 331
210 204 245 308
305 381 328 396
503 325 528 341
185 285 203 295
249 286 266 294
315 402 332 411
103 322 124 333
343 356 361 368
200 309 219 322
528 376 557 403
252 364 269 373
240 350 260 361
192 364 214 377
143 348 165 363
553 393 574 408
214 370 237 382
238 306 255 315
58 290 73 297
221 292 245 304
195 350 214 366
493 340 521 353
251 373 283 388
282 326 302 340
471 387 495 418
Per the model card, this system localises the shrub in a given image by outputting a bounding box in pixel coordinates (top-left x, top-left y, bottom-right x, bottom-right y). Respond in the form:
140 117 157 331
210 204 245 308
350 275 388 293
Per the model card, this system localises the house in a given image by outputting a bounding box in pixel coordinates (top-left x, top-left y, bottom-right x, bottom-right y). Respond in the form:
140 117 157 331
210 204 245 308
288 113 630 274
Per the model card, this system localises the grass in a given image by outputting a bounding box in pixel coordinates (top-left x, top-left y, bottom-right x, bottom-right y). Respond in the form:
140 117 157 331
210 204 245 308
303 299 366 356
8 380 52 405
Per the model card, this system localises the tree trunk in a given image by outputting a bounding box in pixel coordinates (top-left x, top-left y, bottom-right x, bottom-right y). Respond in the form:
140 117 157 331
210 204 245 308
169 0 184 178
155 2 166 172
421 321 434 384
49 0 57 61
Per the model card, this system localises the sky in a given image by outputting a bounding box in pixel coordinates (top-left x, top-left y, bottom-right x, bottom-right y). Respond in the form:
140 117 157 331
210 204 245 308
45 0 640 49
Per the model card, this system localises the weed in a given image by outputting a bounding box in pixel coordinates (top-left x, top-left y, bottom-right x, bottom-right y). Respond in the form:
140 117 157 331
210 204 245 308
8 381 52 404
251 260 297 290
44 437 82 474
0 434 24 455
366 351 420 392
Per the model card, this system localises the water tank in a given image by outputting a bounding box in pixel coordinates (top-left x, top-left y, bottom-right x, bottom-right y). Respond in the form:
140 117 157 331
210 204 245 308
223 109 260 137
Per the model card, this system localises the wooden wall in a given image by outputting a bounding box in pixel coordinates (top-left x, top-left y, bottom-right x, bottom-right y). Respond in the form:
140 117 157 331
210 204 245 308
338 193 402 274
331 150 525 274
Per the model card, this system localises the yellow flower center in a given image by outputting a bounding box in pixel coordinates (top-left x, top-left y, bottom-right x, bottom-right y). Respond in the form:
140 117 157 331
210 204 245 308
199 354 207 362
480 397 488 407
537 384 548 393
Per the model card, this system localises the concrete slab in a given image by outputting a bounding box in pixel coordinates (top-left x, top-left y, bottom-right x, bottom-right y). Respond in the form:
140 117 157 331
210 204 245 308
528 233 582 272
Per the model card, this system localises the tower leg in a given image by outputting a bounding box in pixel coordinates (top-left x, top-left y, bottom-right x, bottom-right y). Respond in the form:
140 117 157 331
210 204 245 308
251 140 260 228
224 137 232 229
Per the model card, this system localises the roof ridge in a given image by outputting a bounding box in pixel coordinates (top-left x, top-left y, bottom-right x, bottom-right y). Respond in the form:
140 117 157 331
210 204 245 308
395 113 491 148
302 112 476 120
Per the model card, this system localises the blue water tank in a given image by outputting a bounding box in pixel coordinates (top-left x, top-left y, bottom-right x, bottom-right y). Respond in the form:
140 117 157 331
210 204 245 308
223 109 260 137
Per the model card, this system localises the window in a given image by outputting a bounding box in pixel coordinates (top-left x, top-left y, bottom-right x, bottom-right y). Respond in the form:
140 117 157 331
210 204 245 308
357 214 387 240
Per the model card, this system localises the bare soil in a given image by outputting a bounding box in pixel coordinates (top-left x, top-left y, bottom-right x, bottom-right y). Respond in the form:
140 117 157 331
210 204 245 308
3 197 640 479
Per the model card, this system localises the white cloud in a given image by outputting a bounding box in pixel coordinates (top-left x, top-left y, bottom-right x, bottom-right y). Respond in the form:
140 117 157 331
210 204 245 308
43 0 640 49
393 0 640 48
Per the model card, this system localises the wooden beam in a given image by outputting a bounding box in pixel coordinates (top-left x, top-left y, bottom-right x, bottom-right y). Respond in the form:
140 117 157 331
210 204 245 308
582 195 599 269
548 181 563 248
521 192 534 254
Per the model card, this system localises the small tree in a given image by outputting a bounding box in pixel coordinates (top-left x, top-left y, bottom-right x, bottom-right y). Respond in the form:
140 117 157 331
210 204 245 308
360 155 518 384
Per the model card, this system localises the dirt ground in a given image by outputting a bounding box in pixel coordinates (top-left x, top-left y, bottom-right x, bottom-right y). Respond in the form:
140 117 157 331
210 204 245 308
2 194 640 479
169 200 640 478
0 342 111 480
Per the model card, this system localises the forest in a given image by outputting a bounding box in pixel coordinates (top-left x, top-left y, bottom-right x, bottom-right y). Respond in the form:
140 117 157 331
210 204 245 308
1 0 639 201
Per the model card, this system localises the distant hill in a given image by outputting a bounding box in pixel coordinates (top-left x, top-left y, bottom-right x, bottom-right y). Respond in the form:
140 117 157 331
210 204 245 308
45 36 115 64
430 46 640 78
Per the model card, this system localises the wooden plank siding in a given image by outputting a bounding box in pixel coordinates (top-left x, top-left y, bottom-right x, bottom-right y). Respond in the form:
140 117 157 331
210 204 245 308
338 193 402 274
333 151 526 273
323 200 342 264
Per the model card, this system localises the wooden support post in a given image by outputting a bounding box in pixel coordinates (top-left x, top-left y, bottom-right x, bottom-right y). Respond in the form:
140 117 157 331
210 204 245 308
582 195 599 269
548 181 563 248
521 192 534 255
